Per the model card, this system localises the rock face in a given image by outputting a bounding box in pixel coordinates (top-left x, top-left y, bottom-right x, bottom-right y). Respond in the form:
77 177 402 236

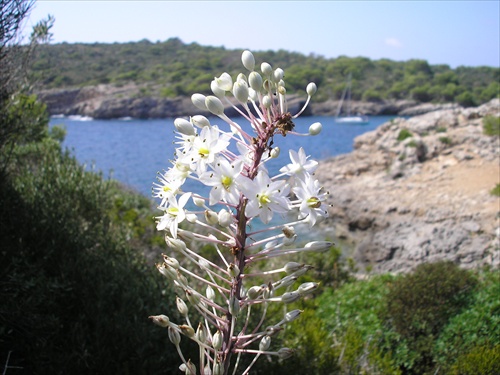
316 99 500 274
37 83 457 119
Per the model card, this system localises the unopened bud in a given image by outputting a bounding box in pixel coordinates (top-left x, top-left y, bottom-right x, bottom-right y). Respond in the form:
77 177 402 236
191 115 210 128
261 62 272 77
205 95 225 116
246 285 263 299
218 209 233 227
205 210 219 225
259 335 271 351
265 325 282 336
304 241 333 252
185 289 201 305
176 297 189 317
277 347 295 360
284 262 304 274
309 122 322 136
273 68 284 82
213 362 223 375
248 71 263 91
191 93 207 110
262 94 272 108
297 282 319 296
233 80 249 104
196 322 207 343
174 118 196 136
227 263 240 279
163 255 180 269
168 326 181 345
306 82 317 96
206 285 215 301
282 225 295 239
228 296 240 316
242 50 255 71
149 314 170 328
179 324 195 338
281 291 301 304
212 330 223 350
284 309 303 323
157 263 177 280
275 275 297 289
270 147 280 158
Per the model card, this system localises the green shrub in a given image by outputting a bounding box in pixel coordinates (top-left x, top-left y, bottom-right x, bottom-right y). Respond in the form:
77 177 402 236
491 183 500 197
439 136 452 145
483 115 500 136
397 128 413 142
434 271 500 370
383 262 478 374
448 344 500 375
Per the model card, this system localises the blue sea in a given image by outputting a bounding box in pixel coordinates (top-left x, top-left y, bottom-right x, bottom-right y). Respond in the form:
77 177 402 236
50 115 398 240
50 115 397 198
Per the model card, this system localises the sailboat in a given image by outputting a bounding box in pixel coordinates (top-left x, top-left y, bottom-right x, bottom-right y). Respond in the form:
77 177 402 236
335 73 369 124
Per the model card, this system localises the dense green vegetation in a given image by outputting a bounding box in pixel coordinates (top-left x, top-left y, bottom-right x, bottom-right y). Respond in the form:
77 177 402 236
31 38 499 107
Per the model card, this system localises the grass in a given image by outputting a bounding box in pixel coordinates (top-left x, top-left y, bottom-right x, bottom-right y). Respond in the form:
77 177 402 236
483 115 500 136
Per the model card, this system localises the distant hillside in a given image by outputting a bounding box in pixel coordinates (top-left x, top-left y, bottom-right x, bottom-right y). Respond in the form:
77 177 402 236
30 37 499 107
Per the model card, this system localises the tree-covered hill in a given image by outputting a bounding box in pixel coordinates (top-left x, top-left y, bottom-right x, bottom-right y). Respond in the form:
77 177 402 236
31 37 499 107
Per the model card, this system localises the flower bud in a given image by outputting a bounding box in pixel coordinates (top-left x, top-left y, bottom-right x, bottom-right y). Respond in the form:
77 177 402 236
306 82 317 96
191 93 207 110
218 209 233 227
297 282 319 296
195 322 207 343
149 314 170 328
281 291 301 304
205 95 225 116
206 285 216 301
272 68 284 82
248 87 258 101
259 335 271 351
228 295 240 316
185 289 201 305
168 326 181 345
265 325 282 336
277 347 294 360
261 62 272 76
270 147 280 158
284 309 303 323
282 225 295 239
186 213 198 223
249 71 263 91
157 263 177 280
164 255 180 269
309 122 322 135
233 80 249 104
166 237 187 251
227 263 240 279
262 95 272 108
205 210 219 225
237 73 247 83
191 115 210 128
176 296 189 317
179 324 195 338
174 118 196 136
212 330 223 350
275 275 297 289
213 361 223 375
284 262 304 274
242 50 255 71
246 285 263 299
304 241 333 252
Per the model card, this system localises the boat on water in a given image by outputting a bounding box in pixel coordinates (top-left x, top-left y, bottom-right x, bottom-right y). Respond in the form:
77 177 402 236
335 73 369 124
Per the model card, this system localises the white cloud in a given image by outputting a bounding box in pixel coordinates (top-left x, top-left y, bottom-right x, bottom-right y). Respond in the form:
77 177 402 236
385 37 403 48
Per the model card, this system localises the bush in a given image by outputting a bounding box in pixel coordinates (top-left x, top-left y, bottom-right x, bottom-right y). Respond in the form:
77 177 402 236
448 344 500 375
397 128 413 142
383 261 478 374
483 115 500 136
491 183 500 197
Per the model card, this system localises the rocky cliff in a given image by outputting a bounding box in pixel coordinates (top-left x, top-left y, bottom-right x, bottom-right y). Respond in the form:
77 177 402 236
36 84 454 119
316 99 499 274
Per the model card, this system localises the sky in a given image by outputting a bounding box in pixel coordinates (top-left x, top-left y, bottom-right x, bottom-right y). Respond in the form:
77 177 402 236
23 1 500 68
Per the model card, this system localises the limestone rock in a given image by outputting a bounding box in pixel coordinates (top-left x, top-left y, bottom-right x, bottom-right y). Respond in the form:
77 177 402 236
316 99 500 274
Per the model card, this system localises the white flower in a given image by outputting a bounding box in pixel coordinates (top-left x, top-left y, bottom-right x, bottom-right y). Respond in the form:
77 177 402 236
156 192 191 238
279 147 318 181
241 171 291 224
152 172 183 207
179 125 230 174
292 175 328 226
199 159 244 205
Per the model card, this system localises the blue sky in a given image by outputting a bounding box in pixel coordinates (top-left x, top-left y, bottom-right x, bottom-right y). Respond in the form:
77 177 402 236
24 1 499 68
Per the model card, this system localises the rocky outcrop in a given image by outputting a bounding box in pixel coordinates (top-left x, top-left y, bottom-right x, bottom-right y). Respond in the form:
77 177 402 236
316 99 500 274
37 84 457 119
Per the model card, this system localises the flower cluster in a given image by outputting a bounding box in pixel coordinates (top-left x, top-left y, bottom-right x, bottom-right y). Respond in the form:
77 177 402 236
150 50 331 375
